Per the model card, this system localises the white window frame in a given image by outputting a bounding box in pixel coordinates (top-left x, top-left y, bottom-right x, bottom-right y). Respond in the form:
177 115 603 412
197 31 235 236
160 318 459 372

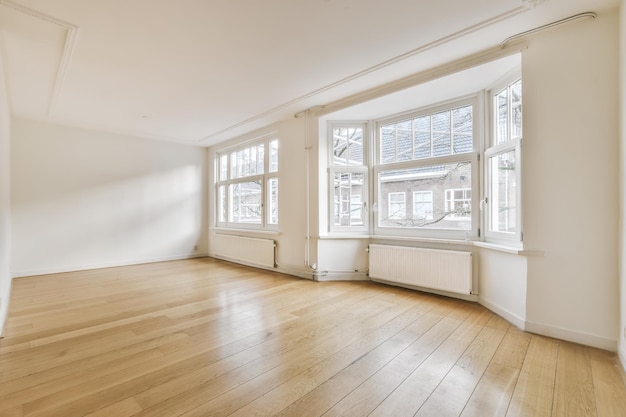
373 97 480 240
485 74 523 244
215 135 279 230
328 122 369 233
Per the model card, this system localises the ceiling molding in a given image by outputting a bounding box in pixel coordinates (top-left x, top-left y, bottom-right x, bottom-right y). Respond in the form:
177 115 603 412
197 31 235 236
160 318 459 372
195 4 528 145
0 0 75 28
0 0 79 117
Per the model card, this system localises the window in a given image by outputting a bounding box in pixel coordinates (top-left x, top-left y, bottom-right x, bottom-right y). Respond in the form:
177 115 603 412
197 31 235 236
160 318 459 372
324 59 522 244
445 188 471 220
486 77 522 243
329 124 368 232
216 137 279 229
374 100 478 238
413 191 433 221
387 192 406 220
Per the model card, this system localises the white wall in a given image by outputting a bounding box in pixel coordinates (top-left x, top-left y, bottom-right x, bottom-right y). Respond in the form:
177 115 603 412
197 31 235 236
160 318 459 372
11 119 208 277
478 249 527 329
0 53 12 335
523 11 620 350
619 0 626 369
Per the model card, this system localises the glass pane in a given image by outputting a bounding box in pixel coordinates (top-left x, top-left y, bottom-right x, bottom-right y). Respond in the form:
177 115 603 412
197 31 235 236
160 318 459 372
446 188 471 219
332 172 364 227
432 111 450 132
381 125 395 164
257 144 265 174
413 191 433 221
511 80 522 140
388 192 406 220
347 128 364 165
247 147 255 176
432 111 451 156
452 106 472 133
230 152 237 179
453 134 473 154
268 178 278 225
237 150 244 178
217 185 227 222
489 151 517 233
333 128 347 166
230 144 265 179
433 132 451 157
495 89 509 144
396 121 412 162
413 116 431 159
219 154 228 181
333 127 364 166
378 161 472 230
229 181 262 224
269 139 279 173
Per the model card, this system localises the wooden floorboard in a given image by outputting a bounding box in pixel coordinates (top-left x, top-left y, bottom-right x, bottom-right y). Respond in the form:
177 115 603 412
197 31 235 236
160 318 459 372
0 257 625 417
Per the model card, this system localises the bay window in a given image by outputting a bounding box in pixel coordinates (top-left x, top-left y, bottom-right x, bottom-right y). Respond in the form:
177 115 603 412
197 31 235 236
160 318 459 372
324 65 522 246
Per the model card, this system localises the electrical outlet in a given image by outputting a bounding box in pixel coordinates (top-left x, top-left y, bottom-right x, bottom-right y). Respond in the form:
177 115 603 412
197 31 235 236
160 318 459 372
623 326 626 339
193 245 198 251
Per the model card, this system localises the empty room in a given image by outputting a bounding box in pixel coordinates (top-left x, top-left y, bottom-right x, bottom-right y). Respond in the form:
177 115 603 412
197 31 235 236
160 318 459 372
1 0 626 416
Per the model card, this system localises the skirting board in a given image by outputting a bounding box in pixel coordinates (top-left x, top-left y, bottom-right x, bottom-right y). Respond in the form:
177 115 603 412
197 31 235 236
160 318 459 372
619 344 626 374
0 281 12 338
525 320 617 352
11 253 209 278
478 297 525 330
209 255 312 280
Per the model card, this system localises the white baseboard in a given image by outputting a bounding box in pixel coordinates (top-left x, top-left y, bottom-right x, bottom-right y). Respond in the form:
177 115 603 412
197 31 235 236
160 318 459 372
525 320 617 352
11 253 209 278
478 297 525 330
0 278 12 338
208 255 313 280
619 343 626 374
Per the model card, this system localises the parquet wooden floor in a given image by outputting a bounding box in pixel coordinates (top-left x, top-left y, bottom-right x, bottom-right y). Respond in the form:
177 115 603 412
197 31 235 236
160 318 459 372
1 257 625 416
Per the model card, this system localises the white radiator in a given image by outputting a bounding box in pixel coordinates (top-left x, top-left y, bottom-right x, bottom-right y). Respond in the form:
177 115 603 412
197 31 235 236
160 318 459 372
368 244 472 295
213 234 276 269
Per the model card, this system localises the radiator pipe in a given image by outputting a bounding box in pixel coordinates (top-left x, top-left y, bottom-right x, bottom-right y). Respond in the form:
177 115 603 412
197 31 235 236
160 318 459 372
500 12 596 47
295 106 325 281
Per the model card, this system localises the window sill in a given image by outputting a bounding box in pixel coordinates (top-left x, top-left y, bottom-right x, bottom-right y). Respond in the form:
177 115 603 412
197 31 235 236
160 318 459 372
371 235 473 246
319 234 371 240
211 227 281 236
319 234 472 246
472 241 544 257
318 234 544 256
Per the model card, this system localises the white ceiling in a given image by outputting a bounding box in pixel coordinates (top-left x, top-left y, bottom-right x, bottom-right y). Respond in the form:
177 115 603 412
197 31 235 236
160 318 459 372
0 0 619 147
